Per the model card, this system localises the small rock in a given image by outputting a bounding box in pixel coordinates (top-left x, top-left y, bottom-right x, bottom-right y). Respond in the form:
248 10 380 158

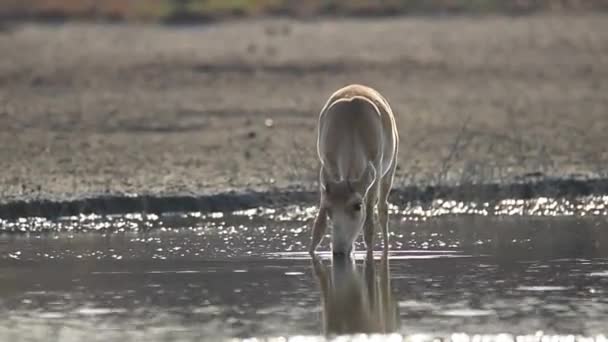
265 46 277 57
264 26 277 36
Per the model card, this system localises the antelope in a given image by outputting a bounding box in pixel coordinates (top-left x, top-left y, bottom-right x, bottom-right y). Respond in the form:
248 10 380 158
311 253 400 335
309 84 399 255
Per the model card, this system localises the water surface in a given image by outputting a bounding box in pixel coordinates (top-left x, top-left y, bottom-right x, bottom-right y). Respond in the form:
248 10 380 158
1 201 608 341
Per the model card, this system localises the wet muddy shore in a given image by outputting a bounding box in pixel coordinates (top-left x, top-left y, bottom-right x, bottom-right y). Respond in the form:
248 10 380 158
2 177 608 220
1 14 607 216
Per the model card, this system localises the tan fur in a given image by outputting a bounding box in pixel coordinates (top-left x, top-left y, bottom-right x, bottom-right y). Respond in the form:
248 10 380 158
311 253 400 335
310 84 399 255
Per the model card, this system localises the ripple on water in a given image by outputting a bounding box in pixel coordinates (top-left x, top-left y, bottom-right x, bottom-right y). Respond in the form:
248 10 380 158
515 286 573 292
35 312 65 319
439 309 496 317
590 271 608 277
75 307 127 316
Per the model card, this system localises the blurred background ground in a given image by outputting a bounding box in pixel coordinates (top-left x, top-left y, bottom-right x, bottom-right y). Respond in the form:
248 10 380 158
1 0 608 22
0 1 607 203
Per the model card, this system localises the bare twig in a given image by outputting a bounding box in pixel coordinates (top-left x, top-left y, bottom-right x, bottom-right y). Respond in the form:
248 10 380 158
436 114 473 184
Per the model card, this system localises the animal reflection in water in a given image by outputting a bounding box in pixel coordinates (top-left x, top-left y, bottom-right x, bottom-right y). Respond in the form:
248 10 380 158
311 252 400 336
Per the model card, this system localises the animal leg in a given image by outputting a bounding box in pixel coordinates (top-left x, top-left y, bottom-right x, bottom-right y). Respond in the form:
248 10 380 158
379 161 397 252
364 182 379 253
309 206 328 255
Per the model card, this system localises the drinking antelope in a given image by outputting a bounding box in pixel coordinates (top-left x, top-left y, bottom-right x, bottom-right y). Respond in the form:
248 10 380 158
310 84 399 255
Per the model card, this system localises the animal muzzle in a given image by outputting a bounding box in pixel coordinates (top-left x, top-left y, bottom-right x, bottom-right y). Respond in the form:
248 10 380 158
331 225 357 255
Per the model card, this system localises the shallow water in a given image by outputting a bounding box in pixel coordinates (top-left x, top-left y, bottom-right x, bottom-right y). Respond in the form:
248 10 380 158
1 201 608 341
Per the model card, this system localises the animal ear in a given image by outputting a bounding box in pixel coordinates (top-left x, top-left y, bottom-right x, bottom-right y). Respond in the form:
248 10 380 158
319 166 333 193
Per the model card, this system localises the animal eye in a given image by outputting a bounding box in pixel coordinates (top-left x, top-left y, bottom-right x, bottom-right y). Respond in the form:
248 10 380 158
353 203 362 212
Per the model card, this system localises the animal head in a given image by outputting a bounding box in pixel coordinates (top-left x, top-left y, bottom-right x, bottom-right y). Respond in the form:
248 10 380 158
319 162 376 254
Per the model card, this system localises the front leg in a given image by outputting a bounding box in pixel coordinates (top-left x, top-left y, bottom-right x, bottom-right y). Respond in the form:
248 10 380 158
379 161 396 252
309 206 328 255
364 203 376 253
364 185 379 253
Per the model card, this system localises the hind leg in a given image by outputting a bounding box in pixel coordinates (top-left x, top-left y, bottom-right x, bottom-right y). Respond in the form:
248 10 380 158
379 162 397 252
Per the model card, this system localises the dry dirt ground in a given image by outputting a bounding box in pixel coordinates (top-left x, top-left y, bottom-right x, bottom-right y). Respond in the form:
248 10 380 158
0 14 607 204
